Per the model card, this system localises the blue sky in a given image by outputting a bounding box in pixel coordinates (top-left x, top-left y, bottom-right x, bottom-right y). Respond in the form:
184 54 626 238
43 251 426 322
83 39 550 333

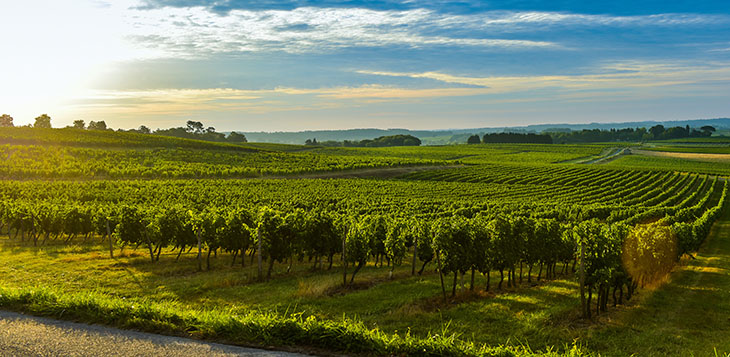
1 0 729 131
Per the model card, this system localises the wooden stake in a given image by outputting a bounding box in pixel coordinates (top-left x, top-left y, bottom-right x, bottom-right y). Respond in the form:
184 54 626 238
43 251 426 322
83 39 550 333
436 250 446 302
257 227 263 280
106 219 113 259
579 240 586 318
196 226 202 272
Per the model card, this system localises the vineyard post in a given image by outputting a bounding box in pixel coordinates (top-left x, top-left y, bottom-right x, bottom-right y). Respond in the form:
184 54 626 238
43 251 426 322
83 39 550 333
106 219 113 259
196 226 202 272
342 234 347 287
579 238 586 318
411 235 417 276
436 250 446 302
257 226 263 280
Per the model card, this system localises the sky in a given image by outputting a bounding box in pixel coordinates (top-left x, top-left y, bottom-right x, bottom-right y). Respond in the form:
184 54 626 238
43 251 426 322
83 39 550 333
1 0 729 131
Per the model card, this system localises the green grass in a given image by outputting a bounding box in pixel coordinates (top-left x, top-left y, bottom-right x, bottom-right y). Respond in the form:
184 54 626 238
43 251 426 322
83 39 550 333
0 237 581 350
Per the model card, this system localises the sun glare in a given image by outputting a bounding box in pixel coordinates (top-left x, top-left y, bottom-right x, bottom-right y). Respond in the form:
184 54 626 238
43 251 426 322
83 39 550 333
0 0 144 125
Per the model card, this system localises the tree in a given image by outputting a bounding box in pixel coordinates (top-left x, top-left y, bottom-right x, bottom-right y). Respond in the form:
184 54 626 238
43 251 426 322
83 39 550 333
649 125 665 139
186 120 204 134
701 125 716 133
227 132 247 143
137 125 151 134
467 135 481 144
0 114 13 127
73 120 85 129
34 114 52 128
88 121 107 130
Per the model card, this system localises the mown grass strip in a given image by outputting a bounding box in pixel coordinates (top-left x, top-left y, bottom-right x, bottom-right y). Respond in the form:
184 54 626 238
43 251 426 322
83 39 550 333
0 287 586 356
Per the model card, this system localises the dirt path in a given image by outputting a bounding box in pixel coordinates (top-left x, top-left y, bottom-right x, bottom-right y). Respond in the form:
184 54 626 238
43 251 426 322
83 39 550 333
558 147 629 164
0 310 305 357
583 147 629 164
634 149 730 162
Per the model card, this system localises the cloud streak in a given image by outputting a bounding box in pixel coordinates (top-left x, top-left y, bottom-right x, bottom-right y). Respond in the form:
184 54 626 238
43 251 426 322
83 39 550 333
357 61 730 94
70 60 730 120
121 6 728 57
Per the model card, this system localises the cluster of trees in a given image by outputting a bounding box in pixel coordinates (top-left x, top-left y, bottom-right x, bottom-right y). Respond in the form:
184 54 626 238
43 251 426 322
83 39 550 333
0 116 247 144
547 125 715 143
467 133 553 144
0 114 53 128
305 134 422 147
151 121 247 143
72 119 109 130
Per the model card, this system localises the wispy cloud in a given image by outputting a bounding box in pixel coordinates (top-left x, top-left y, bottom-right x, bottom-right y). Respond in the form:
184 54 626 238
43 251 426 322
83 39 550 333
120 6 729 57
357 61 730 94
123 7 561 57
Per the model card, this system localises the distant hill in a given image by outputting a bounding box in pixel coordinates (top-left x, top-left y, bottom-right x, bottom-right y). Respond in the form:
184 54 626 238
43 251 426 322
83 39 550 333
232 118 730 145
241 128 452 144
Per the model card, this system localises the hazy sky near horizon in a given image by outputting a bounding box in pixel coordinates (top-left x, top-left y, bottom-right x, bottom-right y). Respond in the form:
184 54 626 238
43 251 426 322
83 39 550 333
2 0 730 131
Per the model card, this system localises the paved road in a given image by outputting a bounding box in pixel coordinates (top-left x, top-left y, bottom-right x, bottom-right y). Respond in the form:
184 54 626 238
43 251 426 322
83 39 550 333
0 311 305 357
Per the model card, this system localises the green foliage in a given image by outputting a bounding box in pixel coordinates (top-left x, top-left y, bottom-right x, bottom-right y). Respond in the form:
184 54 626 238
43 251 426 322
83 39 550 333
622 224 676 287
33 114 52 128
384 218 408 268
0 114 14 127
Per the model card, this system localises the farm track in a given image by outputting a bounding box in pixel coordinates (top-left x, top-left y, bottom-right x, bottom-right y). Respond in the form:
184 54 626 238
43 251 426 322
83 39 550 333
557 147 629 164
583 147 629 164
0 310 305 357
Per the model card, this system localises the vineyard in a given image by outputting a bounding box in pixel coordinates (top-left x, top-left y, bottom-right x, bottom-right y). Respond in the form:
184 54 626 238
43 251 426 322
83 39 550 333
1 128 729 356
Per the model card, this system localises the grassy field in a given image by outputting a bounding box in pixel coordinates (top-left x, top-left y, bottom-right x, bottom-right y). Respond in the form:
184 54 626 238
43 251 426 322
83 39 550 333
0 237 580 349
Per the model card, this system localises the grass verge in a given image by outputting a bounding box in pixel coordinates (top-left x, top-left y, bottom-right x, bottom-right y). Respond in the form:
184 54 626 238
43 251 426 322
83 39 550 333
0 286 584 356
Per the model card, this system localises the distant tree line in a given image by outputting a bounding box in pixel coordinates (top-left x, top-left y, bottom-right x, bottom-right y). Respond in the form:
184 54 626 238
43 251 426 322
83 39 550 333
0 115 247 144
547 125 715 143
149 121 247 143
305 134 421 147
466 125 717 144
467 133 553 144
